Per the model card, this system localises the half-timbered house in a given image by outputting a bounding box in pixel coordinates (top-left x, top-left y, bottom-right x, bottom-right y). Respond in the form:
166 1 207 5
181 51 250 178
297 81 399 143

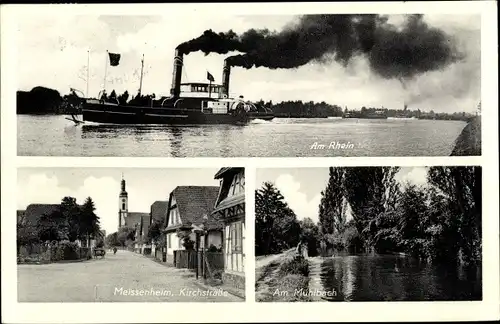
163 186 221 265
212 167 245 290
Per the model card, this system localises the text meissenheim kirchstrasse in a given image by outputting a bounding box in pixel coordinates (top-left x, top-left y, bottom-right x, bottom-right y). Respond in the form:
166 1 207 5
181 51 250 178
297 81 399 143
114 287 229 297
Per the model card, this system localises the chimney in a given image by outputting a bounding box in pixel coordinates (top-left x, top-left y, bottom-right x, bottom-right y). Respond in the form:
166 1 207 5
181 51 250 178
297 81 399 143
170 49 183 98
222 59 231 97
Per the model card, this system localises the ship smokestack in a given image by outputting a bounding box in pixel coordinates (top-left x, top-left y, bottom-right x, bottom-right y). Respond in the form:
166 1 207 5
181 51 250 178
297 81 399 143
222 59 231 97
170 49 183 98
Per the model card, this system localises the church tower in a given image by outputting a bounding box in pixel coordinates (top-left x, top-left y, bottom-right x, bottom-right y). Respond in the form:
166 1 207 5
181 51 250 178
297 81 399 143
118 173 128 228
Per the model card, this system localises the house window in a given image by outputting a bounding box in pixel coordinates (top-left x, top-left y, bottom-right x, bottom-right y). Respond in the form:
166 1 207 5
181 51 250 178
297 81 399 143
230 223 236 252
229 221 242 253
169 208 178 226
229 172 245 196
235 221 242 252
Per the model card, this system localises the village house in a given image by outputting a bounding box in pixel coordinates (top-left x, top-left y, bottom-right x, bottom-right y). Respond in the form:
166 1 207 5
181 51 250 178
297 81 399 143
21 204 59 228
212 167 245 290
126 212 149 252
136 214 152 254
162 186 221 265
149 200 168 259
17 204 59 254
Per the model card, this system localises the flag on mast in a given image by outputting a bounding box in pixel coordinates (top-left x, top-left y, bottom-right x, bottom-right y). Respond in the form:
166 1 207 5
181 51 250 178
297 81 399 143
207 71 214 82
108 52 121 66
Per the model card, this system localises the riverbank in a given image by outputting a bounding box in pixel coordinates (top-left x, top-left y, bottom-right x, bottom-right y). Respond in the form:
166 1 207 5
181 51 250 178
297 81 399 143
451 115 481 156
255 249 311 302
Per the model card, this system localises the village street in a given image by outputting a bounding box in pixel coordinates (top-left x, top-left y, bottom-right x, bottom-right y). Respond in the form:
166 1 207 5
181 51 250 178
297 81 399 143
18 250 242 302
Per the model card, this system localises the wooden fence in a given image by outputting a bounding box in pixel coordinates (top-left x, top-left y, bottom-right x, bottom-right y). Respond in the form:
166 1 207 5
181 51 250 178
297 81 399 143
174 250 197 269
173 250 224 280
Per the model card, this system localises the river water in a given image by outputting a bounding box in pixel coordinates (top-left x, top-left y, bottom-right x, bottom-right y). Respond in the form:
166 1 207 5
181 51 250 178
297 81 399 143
308 255 482 301
17 115 466 157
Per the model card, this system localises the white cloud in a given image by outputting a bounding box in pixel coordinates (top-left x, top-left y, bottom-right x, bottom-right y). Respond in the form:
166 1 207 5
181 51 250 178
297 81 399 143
396 167 429 186
17 173 121 234
274 174 322 223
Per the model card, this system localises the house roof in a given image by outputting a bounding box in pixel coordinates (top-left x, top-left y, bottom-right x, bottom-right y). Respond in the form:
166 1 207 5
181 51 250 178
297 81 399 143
24 204 61 226
150 201 168 222
170 186 220 227
212 194 245 215
125 212 149 228
214 167 243 179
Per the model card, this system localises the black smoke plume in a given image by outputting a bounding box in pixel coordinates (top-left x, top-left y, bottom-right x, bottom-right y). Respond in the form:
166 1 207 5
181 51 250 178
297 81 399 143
176 14 464 80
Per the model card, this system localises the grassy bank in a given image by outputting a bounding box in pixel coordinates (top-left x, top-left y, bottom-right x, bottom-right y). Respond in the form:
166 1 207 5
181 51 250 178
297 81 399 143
255 250 311 302
451 116 481 156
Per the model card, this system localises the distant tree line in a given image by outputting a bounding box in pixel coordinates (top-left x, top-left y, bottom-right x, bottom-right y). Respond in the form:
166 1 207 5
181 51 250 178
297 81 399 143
344 106 476 121
105 226 137 248
17 87 85 114
255 99 476 121
255 99 344 118
16 86 154 115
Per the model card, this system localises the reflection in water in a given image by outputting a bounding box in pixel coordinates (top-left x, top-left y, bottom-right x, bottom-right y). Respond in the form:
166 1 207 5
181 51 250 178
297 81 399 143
344 257 354 301
19 115 467 157
317 255 482 301
167 126 183 157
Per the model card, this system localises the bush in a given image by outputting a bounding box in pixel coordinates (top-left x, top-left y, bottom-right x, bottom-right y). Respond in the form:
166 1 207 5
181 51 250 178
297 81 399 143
182 237 195 250
51 241 80 261
207 244 222 252
279 256 309 277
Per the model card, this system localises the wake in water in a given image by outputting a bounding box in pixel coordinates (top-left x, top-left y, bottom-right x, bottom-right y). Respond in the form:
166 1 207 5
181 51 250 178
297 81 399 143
250 119 274 124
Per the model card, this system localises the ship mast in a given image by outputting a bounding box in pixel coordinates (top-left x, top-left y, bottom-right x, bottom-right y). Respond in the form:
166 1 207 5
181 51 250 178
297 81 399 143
86 49 90 98
139 54 144 96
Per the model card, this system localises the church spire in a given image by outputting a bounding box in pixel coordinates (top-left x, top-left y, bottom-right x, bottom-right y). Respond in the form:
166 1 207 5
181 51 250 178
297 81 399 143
119 173 128 228
121 173 127 194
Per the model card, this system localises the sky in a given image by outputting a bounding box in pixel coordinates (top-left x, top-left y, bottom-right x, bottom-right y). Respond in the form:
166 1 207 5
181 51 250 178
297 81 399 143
16 13 481 112
17 168 221 234
256 167 429 224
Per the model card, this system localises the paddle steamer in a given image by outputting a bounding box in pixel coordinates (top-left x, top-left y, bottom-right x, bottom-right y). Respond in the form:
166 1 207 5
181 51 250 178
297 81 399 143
80 50 273 125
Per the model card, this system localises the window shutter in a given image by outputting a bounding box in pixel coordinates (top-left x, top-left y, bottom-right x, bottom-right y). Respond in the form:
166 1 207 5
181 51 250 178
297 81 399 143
231 223 236 252
225 225 230 254
241 222 245 255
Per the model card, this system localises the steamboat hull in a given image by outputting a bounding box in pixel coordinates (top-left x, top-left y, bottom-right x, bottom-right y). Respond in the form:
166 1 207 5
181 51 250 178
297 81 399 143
82 102 248 125
248 112 275 121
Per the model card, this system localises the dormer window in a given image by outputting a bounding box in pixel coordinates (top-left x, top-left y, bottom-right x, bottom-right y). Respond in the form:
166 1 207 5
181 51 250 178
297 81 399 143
228 171 245 196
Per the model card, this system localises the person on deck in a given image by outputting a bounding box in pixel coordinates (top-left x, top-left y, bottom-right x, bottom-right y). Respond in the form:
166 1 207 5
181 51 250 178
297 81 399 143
100 90 108 102
109 90 117 101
